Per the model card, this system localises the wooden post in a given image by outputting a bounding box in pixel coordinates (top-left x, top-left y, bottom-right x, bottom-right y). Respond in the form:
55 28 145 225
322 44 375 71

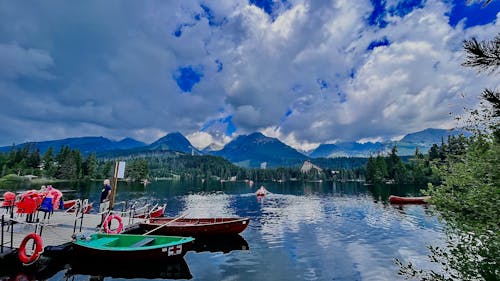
109 161 119 209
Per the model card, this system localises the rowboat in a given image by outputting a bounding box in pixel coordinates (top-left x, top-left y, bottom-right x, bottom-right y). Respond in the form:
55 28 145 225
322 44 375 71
256 186 267 196
72 233 194 260
63 199 93 214
138 217 250 236
133 204 166 219
389 195 431 204
63 199 78 209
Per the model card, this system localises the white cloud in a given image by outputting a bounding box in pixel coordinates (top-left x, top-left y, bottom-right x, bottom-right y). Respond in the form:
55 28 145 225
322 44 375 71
186 131 232 150
0 0 497 148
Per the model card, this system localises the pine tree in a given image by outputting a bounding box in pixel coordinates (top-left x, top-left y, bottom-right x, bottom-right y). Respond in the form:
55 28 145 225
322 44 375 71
429 144 439 160
42 147 57 178
84 153 98 179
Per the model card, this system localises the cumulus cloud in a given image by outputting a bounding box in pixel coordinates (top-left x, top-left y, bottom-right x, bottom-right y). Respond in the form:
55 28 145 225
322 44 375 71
0 0 497 149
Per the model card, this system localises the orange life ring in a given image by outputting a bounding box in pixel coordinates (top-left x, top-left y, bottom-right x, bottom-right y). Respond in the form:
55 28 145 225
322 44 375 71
18 233 43 265
103 214 123 234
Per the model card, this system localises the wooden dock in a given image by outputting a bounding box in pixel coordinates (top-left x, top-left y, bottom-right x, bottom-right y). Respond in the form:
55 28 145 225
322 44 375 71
1 209 143 251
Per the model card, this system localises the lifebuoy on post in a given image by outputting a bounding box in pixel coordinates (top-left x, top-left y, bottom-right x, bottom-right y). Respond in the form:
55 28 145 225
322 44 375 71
103 214 123 234
18 233 43 265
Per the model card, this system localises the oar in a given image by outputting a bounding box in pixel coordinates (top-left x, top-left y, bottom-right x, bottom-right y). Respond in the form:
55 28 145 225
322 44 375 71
142 212 190 235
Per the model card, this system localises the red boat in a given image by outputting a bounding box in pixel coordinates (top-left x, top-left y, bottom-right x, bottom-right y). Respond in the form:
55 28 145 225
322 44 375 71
138 217 250 236
63 199 78 209
133 204 166 219
256 186 267 196
389 195 431 204
63 199 93 214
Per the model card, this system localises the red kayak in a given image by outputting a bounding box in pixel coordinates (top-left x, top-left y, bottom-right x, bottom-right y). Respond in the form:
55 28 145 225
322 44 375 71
139 217 250 236
389 195 431 204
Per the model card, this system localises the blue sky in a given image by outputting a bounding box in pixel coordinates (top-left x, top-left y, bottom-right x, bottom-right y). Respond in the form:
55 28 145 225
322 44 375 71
0 0 498 150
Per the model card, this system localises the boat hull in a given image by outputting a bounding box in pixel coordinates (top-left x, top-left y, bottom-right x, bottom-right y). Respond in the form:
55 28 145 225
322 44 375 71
140 217 250 236
389 195 431 204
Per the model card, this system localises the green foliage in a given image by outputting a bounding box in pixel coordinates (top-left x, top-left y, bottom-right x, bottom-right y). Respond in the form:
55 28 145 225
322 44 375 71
0 173 27 188
428 134 499 279
398 134 499 280
365 145 440 185
42 147 57 178
125 158 149 181
398 27 499 280
0 144 105 181
84 153 98 179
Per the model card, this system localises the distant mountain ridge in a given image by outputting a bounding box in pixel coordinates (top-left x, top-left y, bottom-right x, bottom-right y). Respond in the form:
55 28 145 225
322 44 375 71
0 136 145 155
210 132 308 168
309 142 386 158
308 128 470 158
0 128 470 167
148 132 201 155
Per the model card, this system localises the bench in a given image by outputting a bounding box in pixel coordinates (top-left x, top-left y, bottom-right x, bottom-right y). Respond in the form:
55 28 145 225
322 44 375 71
130 237 155 248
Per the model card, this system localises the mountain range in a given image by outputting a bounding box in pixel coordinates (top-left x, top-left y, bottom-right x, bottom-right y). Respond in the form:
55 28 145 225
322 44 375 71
0 136 146 155
0 128 469 168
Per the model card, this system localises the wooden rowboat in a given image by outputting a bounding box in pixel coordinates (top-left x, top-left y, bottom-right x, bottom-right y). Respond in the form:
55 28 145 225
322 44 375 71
72 233 194 260
63 199 93 214
63 199 78 209
138 217 250 236
133 204 166 219
389 195 431 204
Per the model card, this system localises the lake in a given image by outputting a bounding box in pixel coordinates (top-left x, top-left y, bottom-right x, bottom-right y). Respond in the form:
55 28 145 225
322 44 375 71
3 180 444 280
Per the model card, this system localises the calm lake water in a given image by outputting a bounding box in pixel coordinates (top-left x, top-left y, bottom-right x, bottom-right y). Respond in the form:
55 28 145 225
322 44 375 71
2 180 444 281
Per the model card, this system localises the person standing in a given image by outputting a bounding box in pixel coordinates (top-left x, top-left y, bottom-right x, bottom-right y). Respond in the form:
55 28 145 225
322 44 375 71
97 179 112 227
100 179 112 203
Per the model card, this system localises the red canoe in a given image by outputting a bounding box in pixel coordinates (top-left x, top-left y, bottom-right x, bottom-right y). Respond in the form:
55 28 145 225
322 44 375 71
138 217 250 236
389 195 431 204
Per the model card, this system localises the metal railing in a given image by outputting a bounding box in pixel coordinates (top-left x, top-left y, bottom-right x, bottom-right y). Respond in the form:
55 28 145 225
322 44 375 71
1 205 15 253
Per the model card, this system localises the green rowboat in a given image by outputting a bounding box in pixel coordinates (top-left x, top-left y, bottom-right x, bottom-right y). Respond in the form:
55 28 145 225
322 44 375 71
72 233 194 261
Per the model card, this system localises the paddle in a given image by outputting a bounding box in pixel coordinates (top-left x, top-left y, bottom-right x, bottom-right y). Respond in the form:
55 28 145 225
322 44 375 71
142 212 190 235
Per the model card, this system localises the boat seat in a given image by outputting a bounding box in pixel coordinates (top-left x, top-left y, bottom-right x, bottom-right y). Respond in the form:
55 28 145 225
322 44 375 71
130 237 155 247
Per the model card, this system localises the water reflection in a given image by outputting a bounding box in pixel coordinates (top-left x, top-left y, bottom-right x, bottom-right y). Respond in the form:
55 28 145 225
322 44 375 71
65 258 192 280
191 235 249 254
0 256 66 281
180 193 236 217
7 180 444 281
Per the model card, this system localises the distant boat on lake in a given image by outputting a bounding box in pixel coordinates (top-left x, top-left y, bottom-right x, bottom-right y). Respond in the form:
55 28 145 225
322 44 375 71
389 195 431 204
256 186 267 196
